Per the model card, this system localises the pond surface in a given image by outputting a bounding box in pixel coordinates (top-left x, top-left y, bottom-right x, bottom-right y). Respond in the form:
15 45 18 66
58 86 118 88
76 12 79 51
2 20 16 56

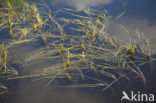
0 0 156 103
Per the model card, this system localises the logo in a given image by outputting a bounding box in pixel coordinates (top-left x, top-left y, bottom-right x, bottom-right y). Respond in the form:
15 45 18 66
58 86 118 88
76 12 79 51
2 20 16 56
121 91 155 102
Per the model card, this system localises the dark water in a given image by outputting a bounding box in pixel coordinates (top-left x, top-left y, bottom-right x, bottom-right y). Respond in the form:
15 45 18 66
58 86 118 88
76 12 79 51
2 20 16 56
0 0 156 103
0 61 155 103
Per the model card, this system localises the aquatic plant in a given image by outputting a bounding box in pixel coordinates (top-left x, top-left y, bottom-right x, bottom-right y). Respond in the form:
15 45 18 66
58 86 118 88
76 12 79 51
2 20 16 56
0 0 46 40
31 7 154 90
0 0 155 94
0 83 8 95
0 0 27 8
0 43 7 73
0 43 18 76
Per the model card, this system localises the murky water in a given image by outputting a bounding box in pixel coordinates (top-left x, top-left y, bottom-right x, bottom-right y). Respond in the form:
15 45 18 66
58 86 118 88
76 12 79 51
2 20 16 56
0 0 156 103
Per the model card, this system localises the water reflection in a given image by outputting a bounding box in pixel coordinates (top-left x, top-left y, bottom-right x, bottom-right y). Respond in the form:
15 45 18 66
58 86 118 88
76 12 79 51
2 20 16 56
50 0 112 9
107 19 156 54
0 62 156 103
49 0 156 54
0 0 156 103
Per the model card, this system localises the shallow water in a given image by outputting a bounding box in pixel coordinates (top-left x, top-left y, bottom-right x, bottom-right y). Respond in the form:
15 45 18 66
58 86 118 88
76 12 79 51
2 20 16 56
0 0 156 103
0 62 155 103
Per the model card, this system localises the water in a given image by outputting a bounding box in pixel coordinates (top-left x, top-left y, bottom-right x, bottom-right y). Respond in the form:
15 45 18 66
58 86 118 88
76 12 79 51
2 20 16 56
0 0 156 103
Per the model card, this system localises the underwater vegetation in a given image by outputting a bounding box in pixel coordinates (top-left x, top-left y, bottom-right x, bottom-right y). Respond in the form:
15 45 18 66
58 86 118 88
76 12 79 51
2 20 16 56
0 0 155 95
0 0 27 8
